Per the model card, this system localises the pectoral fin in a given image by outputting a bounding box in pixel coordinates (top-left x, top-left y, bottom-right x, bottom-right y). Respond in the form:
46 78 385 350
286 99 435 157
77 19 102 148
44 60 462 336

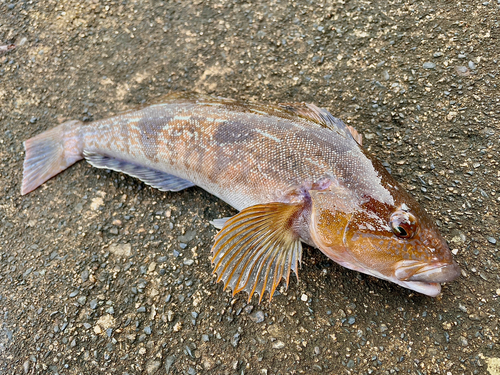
211 202 304 302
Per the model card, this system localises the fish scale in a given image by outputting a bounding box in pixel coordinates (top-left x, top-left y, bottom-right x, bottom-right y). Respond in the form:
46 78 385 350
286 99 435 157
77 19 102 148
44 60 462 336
21 94 460 301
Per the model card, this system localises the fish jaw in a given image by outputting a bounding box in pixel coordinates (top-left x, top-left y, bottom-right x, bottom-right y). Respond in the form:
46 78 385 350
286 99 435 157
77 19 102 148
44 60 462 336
394 260 461 283
383 277 442 297
345 266 444 297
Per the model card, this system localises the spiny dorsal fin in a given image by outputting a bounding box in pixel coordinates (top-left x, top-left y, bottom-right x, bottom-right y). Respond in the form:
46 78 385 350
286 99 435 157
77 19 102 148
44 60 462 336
278 102 362 144
211 202 304 303
346 125 362 145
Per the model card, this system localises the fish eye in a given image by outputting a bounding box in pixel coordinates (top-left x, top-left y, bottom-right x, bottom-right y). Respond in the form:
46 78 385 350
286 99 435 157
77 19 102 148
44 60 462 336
390 210 417 239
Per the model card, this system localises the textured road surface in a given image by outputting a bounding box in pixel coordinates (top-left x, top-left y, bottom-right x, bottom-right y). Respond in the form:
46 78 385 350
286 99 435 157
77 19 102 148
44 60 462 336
1 0 499 374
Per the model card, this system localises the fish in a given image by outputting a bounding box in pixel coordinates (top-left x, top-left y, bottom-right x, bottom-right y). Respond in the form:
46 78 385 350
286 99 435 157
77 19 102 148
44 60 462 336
21 93 461 301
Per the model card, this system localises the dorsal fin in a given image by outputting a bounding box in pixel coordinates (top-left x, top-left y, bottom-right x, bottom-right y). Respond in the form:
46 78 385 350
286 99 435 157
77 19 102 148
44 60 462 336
346 125 362 145
278 102 362 144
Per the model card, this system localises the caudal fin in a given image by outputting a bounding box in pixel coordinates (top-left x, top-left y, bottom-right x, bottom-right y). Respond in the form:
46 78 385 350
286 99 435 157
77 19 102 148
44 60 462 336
21 120 84 195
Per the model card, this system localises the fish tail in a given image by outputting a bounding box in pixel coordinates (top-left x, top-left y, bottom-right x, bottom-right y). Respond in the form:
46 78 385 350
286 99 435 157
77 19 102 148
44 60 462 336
21 120 84 195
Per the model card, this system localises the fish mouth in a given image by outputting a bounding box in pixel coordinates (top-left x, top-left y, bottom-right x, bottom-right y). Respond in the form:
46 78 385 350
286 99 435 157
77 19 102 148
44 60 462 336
395 260 461 283
397 281 442 297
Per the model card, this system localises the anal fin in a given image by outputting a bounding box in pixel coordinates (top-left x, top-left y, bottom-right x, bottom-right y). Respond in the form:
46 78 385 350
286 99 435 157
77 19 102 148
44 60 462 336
211 202 304 303
84 151 195 192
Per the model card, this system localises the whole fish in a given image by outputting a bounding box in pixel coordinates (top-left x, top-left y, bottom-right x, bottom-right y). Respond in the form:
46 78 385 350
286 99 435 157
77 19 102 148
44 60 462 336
22 94 460 301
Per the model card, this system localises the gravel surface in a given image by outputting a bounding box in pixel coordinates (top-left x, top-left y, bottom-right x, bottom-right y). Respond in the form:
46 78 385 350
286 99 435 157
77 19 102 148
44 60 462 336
1 0 499 374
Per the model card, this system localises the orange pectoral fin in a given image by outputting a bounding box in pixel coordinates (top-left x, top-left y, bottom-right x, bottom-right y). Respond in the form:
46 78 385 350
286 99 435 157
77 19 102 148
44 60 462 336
211 202 304 303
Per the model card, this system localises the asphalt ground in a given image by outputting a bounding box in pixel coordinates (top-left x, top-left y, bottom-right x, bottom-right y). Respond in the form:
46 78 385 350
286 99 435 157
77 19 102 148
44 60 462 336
1 0 499 374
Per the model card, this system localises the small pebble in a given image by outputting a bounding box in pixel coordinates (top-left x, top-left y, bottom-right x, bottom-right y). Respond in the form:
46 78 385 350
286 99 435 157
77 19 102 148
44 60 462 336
202 334 209 342
272 340 285 349
301 294 308 302
423 62 436 69
69 290 79 298
165 355 176 374
81 270 89 282
231 333 240 347
468 61 476 69
487 237 496 244
146 360 161 374
249 310 265 323
77 296 87 305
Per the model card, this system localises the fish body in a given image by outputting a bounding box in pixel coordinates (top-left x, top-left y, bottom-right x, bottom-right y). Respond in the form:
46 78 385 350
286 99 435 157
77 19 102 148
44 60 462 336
22 94 460 300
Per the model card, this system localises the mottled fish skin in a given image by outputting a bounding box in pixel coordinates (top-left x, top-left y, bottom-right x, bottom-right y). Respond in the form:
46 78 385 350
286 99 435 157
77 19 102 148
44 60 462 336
21 94 461 301
74 97 386 211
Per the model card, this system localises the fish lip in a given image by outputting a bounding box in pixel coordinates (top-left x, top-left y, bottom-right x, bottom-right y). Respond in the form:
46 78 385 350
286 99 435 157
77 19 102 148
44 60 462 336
395 260 461 283
398 281 442 297
363 265 443 296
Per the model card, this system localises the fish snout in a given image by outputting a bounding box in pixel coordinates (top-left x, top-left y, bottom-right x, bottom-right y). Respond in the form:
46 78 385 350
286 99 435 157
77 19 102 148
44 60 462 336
395 260 461 283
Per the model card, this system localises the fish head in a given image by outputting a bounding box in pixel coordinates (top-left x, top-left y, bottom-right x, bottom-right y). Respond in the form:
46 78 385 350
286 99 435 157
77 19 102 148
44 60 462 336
309 187 461 297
